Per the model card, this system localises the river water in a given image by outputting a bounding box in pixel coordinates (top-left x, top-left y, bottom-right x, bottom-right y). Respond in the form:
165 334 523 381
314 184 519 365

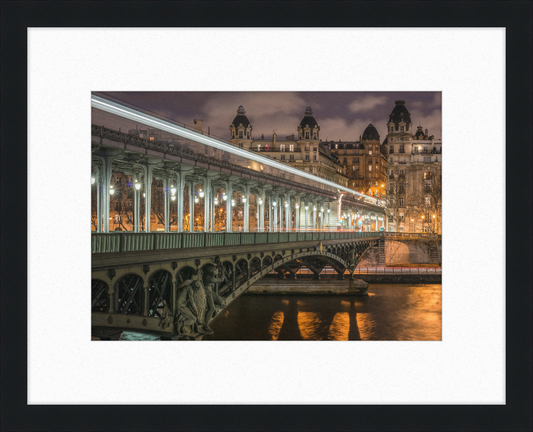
204 284 441 341
118 284 441 341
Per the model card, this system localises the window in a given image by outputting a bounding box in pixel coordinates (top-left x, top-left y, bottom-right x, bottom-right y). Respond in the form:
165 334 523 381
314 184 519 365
289 144 294 152
399 144 405 153
305 155 310 160
239 143 243 148
149 137 154 141
335 144 338 149
257 144 261 151
399 198 404 206
239 131 243 138
369 166 372 172
400 126 404 132
247 132 250 139
280 144 285 152
305 132 309 139
314 147 317 152
289 154 294 160
368 158 372 164
389 169 394 176
353 158 357 163
399 213 404 221
399 169 404 175
425 196 431 206
280 155 285 160
313 155 317 160
390 157 394 163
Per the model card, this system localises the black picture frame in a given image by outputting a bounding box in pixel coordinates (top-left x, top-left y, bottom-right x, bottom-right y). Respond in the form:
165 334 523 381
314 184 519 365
1 1 531 431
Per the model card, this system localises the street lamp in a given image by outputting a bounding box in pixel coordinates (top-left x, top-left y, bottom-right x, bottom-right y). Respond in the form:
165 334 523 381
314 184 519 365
231 199 235 207
214 198 218 205
295 204 299 209
305 205 308 210
285 202 288 208
273 201 277 207
194 196 199 203
171 195 176 201
223 193 227 201
109 185 115 195
242 196 247 203
170 186 176 194
258 198 263 205
199 190 204 198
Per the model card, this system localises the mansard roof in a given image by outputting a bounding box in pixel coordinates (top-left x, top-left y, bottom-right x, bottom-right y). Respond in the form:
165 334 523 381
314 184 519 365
388 100 412 125
231 105 251 128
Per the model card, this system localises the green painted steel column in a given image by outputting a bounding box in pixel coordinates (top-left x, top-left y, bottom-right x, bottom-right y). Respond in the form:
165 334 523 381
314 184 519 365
226 181 233 232
244 183 250 232
164 177 170 233
189 182 194 232
178 172 184 232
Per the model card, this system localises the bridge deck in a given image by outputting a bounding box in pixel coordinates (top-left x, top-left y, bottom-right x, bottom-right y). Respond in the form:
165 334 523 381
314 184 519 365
92 235 381 270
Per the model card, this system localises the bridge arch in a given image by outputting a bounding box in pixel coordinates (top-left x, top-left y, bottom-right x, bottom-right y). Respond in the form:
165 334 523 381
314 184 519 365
115 273 145 315
91 279 109 313
147 269 173 318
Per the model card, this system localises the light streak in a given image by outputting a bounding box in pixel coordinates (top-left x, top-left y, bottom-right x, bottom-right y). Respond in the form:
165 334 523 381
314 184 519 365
91 95 382 206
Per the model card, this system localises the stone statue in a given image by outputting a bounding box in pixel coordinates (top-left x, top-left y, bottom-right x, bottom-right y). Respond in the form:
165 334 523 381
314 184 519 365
175 278 206 336
201 265 227 334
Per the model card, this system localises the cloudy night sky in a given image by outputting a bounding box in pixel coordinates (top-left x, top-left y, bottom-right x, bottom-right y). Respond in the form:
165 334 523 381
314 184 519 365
97 91 441 143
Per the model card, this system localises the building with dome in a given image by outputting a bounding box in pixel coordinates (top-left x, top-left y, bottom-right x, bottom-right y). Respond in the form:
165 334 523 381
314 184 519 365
229 106 349 187
385 100 442 233
326 123 388 199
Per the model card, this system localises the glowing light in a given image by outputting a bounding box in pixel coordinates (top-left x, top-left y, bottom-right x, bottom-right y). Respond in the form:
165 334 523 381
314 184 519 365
199 190 204 198
305 206 308 210
91 95 381 205
170 186 177 194
91 177 95 185
258 199 263 205
135 182 141 190
223 194 227 201
143 193 146 198
327 209 330 213
231 199 235 207
171 196 176 201
109 185 115 195
313 207 317 211
214 198 218 204
433 215 436 218
242 197 247 203
273 202 277 207
285 202 288 208
194 197 199 203
295 204 299 209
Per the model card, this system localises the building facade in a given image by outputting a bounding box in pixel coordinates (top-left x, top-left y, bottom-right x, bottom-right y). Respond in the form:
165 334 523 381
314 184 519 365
327 123 388 199
385 100 442 233
229 106 349 188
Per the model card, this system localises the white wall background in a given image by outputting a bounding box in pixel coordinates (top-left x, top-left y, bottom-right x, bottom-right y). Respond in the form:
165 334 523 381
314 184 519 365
28 28 505 404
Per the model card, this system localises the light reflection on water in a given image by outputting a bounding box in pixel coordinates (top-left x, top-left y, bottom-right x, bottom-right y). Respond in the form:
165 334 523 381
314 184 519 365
204 284 442 341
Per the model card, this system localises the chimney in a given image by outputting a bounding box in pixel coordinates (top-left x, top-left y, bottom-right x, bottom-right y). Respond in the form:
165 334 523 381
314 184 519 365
194 119 203 133
273 132 277 145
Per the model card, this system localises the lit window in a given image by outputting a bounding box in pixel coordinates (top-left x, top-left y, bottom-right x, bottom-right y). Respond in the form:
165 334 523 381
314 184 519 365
280 145 285 152
289 144 294 152
257 144 261 151
369 166 372 171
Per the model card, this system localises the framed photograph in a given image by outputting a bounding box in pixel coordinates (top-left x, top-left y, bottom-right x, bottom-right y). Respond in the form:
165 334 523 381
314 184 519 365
1 1 531 431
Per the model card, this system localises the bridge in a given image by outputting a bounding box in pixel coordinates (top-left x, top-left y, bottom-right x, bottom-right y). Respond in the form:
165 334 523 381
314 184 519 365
90 95 438 340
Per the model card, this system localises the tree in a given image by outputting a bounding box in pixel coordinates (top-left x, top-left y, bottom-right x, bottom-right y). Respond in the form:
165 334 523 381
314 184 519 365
408 167 442 235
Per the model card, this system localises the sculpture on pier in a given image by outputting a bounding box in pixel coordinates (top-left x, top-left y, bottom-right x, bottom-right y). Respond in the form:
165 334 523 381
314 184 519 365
173 266 228 336
202 265 227 334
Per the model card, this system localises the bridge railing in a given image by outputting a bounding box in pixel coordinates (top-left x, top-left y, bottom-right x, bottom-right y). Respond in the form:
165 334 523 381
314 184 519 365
382 232 442 239
91 231 381 254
